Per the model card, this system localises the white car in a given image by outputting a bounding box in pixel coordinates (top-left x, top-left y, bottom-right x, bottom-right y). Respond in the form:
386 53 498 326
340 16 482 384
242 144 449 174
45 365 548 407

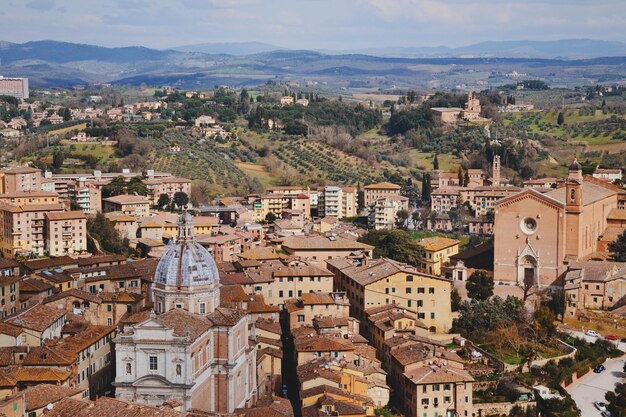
594 401 608 412
586 330 600 338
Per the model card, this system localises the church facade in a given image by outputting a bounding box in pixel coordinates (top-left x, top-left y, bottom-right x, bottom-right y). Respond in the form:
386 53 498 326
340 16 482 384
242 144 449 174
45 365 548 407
493 161 618 287
114 213 257 412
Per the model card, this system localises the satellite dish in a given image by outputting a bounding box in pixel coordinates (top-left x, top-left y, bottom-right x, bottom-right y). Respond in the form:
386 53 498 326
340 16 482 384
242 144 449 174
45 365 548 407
47 403 54 410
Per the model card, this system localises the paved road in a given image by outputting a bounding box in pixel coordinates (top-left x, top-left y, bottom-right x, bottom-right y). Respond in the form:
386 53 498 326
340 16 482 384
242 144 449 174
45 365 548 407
561 329 626 352
567 356 625 417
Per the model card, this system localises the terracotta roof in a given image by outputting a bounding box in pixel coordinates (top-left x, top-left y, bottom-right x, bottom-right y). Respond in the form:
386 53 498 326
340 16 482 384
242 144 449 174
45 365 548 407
156 309 212 340
1 166 40 174
273 265 334 277
43 289 101 305
9 367 70 384
281 235 373 251
608 209 626 221
299 292 339 305
35 269 74 284
19 278 53 293
103 194 149 204
418 236 460 252
545 180 616 206
98 291 144 303
22 256 78 272
207 306 246 327
364 182 401 190
77 255 126 267
235 397 294 417
46 397 193 417
255 318 282 335
4 304 66 332
0 258 19 269
327 257 450 286
404 364 474 384
24 383 83 412
0 323 23 337
46 211 86 220
295 334 355 352
239 247 280 260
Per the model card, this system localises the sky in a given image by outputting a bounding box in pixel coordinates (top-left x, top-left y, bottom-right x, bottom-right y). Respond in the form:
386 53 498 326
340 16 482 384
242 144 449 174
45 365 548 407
1 0 626 50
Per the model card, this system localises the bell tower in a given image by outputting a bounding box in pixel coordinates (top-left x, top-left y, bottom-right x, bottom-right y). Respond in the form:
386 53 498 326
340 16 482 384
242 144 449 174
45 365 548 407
492 155 501 187
565 159 583 258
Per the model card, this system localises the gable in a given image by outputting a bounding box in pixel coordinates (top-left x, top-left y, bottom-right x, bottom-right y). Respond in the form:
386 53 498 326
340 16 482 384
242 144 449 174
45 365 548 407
496 189 563 211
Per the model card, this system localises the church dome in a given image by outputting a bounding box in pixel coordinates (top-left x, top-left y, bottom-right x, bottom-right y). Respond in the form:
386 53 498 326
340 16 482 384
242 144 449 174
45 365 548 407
154 212 220 288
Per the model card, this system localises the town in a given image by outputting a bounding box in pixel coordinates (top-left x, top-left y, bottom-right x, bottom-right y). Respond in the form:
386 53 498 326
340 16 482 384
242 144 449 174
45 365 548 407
1 8 626 417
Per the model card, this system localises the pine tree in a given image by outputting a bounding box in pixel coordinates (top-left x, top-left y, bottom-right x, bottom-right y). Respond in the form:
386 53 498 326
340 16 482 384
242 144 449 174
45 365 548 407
433 154 439 170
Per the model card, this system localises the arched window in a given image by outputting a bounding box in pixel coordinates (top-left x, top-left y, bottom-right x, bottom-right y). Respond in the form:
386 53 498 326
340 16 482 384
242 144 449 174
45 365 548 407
570 189 576 202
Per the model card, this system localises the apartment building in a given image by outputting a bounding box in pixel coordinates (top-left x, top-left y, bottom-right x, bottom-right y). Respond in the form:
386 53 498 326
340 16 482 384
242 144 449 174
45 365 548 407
280 235 374 261
327 257 453 333
144 177 192 206
45 211 87 256
0 167 42 193
0 202 62 258
430 188 461 214
75 184 102 214
0 275 20 318
1 304 66 346
284 292 351 330
103 195 150 216
363 182 401 208
367 195 410 230
317 186 357 219
0 76 29 99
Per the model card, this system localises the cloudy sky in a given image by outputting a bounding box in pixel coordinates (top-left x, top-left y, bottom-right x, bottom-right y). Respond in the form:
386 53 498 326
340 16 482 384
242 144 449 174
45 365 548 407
2 0 626 50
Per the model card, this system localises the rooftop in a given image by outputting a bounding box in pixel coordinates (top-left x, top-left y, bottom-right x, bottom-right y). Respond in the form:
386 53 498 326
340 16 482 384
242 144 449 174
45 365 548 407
418 236 460 252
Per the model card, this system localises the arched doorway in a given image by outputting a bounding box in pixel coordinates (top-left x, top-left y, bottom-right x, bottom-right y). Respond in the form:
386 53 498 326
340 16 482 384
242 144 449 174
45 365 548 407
519 255 537 286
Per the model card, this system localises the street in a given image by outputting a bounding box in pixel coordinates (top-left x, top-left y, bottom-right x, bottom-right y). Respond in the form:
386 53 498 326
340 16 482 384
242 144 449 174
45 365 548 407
567 356 625 417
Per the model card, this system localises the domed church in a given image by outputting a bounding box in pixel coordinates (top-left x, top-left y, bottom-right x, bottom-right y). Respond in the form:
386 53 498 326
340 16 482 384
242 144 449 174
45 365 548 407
114 212 257 412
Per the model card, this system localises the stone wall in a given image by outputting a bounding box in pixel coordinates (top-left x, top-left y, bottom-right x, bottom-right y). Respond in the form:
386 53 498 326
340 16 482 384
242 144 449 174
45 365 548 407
473 400 536 417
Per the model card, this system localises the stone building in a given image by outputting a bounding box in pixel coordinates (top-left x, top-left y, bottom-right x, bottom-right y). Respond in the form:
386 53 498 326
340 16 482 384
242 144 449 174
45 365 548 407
114 212 257 413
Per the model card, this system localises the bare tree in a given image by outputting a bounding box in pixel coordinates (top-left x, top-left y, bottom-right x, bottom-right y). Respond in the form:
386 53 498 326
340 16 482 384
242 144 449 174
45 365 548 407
522 273 535 302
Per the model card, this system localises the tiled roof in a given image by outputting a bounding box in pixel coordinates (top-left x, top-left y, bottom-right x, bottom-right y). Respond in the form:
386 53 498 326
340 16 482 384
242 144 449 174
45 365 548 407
103 194 149 204
24 383 83 412
156 309 212 340
327 257 449 286
45 211 86 220
220 284 249 304
255 318 282 335
281 235 373 251
43 288 101 305
418 236 460 252
0 323 23 337
10 367 71 383
22 256 78 272
404 364 474 384
295 335 355 352
273 265 334 277
235 397 294 417
46 397 193 417
0 258 19 269
207 306 246 327
77 255 126 267
545 180 616 206
608 208 626 221
364 182 401 190
19 278 53 292
4 304 65 332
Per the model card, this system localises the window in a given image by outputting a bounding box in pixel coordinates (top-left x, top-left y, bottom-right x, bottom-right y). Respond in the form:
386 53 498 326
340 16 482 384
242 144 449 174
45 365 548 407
433 384 440 391
118 282 125 289
279 290 284 297
406 275 413 282
149 356 158 371
107 304 112 312
428 288 435 294
417 300 423 307
418 313 425 319
406 288 412 294
199 303 206 314
107 318 112 326
385 288 389 294
417 287 425 294
431 312 435 319
298 315 305 322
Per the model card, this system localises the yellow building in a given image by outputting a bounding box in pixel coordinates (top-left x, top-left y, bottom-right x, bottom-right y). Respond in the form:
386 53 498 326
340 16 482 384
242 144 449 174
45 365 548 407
363 182 401 208
327 257 453 333
417 236 460 275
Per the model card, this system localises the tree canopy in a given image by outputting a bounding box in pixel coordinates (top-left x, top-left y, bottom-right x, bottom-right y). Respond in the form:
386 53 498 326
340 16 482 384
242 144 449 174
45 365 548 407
466 270 494 301
609 229 626 261
358 229 424 267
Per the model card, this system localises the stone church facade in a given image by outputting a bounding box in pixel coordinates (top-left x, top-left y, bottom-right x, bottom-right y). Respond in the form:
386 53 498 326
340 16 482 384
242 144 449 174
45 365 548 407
494 161 618 287
114 213 257 412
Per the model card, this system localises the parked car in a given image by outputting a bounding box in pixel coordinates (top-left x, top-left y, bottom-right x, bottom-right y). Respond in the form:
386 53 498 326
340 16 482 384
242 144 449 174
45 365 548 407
594 401 608 412
586 330 600 337
605 334 619 341
594 364 606 373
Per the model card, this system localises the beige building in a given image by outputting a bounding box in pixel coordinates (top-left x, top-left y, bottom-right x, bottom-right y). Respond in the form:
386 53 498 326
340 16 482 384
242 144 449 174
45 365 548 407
494 162 618 287
367 195 410 230
418 237 460 276
318 186 358 219
45 211 87 256
145 177 192 206
0 167 42 193
363 182 401 208
564 260 626 316
327 257 453 333
103 194 150 216
280 235 374 262
284 292 351 330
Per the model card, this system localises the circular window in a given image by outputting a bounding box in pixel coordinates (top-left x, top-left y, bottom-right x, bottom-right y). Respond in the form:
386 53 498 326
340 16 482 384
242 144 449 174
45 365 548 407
521 217 537 234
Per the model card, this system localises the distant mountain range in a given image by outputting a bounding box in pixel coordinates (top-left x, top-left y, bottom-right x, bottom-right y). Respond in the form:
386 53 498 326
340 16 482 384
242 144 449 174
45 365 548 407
342 39 626 59
0 39 625 89
172 41 285 56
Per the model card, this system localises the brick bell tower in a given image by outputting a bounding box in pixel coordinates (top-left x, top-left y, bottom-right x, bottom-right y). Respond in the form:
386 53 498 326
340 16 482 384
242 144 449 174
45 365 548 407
565 159 583 259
